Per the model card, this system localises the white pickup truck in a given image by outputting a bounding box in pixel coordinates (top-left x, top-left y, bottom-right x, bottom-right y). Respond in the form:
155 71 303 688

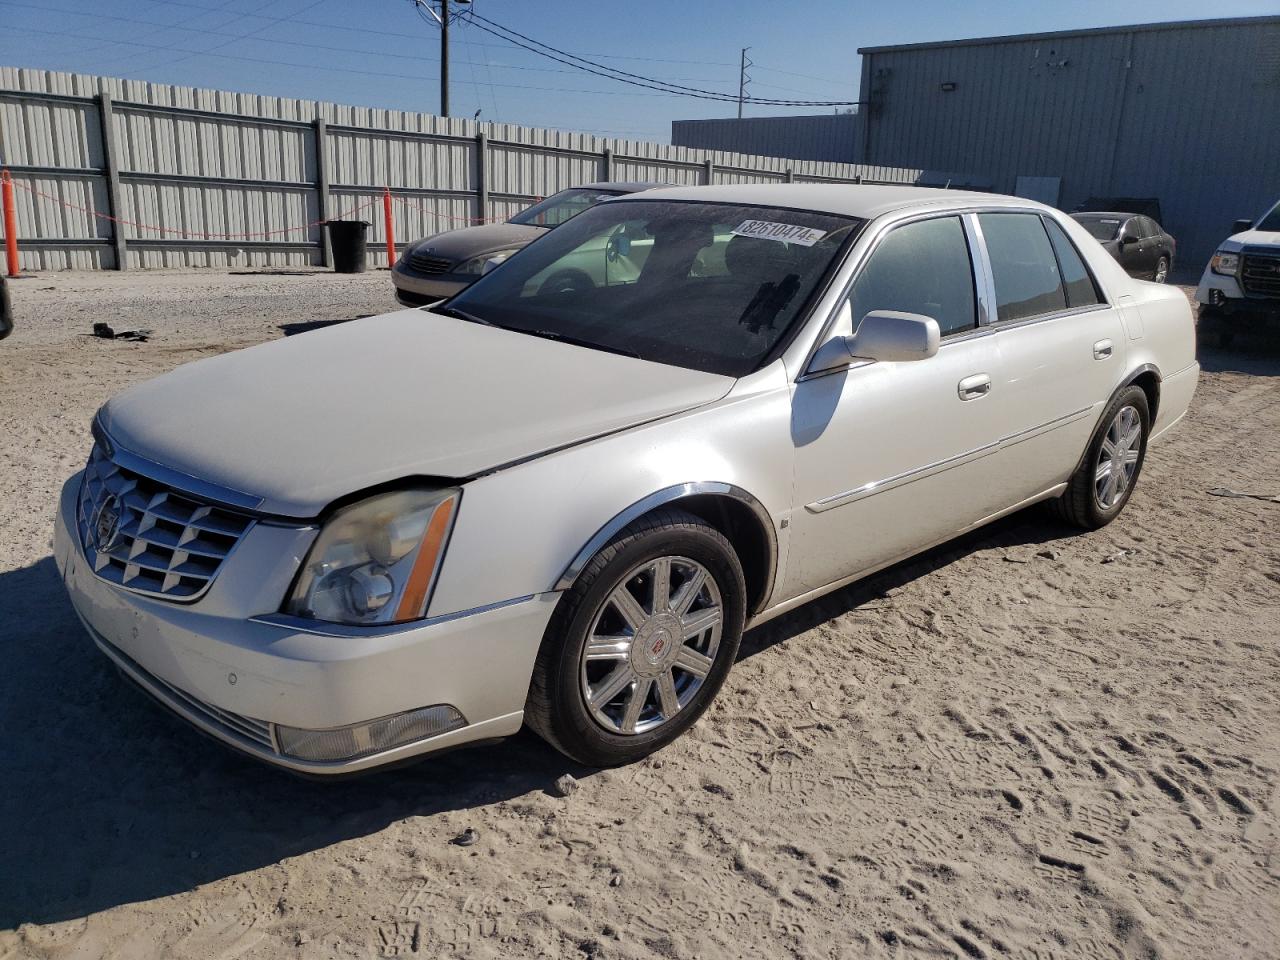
1196 199 1280 346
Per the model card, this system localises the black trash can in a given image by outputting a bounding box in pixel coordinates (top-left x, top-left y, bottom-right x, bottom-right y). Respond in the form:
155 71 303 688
325 220 370 274
0 275 13 341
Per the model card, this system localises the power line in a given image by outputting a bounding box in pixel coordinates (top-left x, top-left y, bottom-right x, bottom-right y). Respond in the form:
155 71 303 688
1 23 716 100
77 0 737 66
0 1 746 87
460 11 860 106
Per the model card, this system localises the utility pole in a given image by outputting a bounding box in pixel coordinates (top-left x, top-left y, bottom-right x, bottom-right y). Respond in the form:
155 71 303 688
413 0 470 117
737 47 751 119
440 0 450 117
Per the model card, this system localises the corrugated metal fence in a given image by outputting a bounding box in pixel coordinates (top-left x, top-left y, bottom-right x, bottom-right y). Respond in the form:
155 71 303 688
0 68 961 271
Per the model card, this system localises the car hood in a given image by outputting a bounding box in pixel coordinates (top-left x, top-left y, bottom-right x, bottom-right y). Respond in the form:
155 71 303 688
403 223 546 263
99 310 734 518
1220 228 1280 251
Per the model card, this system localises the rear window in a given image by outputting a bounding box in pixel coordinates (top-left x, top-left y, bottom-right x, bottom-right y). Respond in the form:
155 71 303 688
1045 218 1103 308
1073 215 1122 242
979 213 1067 323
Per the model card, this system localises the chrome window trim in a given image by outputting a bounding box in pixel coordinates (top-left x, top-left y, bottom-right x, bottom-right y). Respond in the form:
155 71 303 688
553 481 778 615
805 404 1095 513
797 207 991 380
796 203 1122 382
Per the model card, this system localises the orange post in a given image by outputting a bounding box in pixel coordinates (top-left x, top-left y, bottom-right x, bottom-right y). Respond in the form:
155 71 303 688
1 170 19 277
382 187 396 268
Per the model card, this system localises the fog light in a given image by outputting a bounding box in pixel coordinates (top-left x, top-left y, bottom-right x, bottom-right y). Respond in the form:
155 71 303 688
275 704 466 762
1209 288 1225 306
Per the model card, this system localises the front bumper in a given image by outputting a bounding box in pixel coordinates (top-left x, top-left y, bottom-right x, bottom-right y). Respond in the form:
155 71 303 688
1196 269 1280 319
54 473 558 774
390 262 472 305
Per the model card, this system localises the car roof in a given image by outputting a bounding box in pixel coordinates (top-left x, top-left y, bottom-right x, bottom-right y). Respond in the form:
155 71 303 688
611 183 1036 220
1073 211 1140 220
575 181 666 194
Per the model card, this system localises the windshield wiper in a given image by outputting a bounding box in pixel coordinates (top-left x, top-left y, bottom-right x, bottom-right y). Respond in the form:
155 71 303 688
432 304 497 327
519 328 641 359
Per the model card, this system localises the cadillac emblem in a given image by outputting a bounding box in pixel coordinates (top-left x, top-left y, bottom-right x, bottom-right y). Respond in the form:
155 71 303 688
92 494 124 552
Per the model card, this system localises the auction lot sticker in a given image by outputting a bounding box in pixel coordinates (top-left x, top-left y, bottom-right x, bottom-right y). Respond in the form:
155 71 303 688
731 220 827 246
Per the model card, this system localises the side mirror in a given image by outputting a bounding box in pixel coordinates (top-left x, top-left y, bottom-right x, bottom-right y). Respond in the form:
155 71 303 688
481 257 503 275
1232 218 1253 235
808 309 940 373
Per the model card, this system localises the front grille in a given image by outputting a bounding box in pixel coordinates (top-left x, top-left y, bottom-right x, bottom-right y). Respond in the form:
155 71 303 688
406 252 454 275
77 443 254 601
1241 251 1280 298
101 634 276 751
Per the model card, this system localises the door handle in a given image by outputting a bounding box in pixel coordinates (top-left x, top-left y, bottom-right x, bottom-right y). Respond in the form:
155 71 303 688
957 373 991 401
1093 339 1113 360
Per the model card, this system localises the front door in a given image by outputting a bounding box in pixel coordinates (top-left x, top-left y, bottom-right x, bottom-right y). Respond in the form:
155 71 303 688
785 215 1013 598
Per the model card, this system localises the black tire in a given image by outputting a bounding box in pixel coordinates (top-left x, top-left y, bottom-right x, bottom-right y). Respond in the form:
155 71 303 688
525 508 746 767
1047 385 1150 530
1197 308 1235 349
537 268 595 297
1153 256 1169 283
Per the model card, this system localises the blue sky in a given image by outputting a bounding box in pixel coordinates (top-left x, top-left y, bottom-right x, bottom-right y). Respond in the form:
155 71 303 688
2 0 1275 141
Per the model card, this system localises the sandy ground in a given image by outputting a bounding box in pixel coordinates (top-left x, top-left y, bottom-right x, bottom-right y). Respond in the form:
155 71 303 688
1 271 1278 960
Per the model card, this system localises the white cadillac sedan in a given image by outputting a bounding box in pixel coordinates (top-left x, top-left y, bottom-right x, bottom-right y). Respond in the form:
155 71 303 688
54 185 1199 774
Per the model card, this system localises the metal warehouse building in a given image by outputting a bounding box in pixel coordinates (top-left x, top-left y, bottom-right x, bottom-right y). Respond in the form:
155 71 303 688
673 16 1280 271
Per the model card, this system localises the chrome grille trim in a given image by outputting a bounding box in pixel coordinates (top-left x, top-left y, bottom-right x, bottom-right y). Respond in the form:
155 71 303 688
406 252 454 275
77 442 255 601
1241 251 1280 298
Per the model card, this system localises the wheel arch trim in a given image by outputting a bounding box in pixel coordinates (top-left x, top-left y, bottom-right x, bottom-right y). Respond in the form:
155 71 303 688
552 482 778 613
1121 362 1162 419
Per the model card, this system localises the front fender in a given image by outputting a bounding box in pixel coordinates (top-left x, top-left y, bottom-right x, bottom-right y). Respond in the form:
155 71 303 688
426 371 795 618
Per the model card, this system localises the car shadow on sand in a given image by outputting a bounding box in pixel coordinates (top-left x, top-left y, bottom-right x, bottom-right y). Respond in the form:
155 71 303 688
2 510 1080 928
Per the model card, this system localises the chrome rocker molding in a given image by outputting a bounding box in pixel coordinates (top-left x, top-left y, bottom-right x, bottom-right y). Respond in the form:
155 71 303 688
553 482 779 613
806 405 1095 514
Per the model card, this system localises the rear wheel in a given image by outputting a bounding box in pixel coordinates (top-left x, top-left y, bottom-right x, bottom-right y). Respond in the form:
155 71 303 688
525 508 746 766
1048 385 1149 529
1198 306 1235 348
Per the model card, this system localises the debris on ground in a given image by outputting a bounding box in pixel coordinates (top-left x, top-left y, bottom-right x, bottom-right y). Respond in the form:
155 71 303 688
1208 486 1280 503
553 773 580 797
450 827 479 847
1036 548 1062 560
1102 550 1131 564
92 322 153 342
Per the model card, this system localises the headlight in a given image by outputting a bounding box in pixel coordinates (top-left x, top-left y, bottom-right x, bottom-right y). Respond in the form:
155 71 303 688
1211 251 1240 275
285 488 459 626
455 248 520 275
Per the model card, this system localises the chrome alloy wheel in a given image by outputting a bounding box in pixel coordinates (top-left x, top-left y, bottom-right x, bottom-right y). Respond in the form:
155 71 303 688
1095 405 1142 509
580 556 723 736
1154 258 1169 283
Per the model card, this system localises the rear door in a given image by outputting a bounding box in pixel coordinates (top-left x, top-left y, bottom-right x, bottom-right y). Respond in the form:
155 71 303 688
976 211 1127 494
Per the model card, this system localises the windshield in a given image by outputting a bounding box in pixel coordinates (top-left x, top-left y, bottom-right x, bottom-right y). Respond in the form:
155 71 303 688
509 188 623 228
1256 201 1280 233
446 200 862 377
1073 215 1122 241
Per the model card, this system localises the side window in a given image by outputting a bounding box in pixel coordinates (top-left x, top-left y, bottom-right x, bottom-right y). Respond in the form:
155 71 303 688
1044 217 1103 308
978 213 1066 323
847 216 976 338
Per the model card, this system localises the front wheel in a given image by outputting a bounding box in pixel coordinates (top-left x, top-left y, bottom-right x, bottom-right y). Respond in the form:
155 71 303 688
1048 385 1149 529
525 508 746 766
1153 256 1169 283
